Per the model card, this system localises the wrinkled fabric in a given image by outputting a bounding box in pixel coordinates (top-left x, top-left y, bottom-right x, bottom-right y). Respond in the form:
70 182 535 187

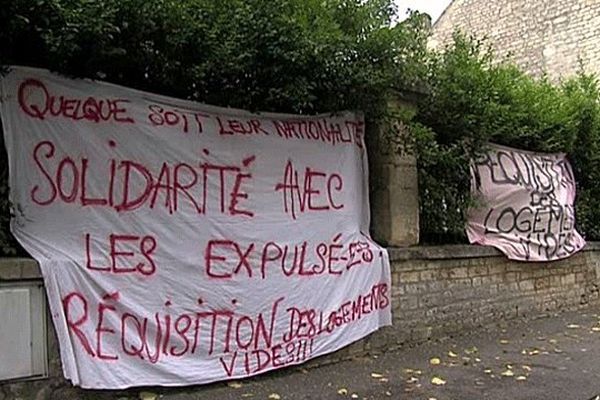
0 67 391 389
467 143 585 261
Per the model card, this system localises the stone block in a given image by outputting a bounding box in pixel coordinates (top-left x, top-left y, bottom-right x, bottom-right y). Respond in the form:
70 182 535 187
562 274 576 286
398 271 420 283
519 280 535 292
448 267 469 279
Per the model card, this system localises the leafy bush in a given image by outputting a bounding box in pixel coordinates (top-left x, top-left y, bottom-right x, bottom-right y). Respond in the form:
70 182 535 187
0 0 428 255
412 33 600 243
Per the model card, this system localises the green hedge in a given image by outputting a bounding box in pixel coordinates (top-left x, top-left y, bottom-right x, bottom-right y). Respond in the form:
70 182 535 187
0 0 428 255
411 34 600 243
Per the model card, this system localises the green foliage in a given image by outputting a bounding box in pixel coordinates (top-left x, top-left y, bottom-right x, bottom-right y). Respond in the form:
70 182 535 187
412 33 600 243
0 0 428 255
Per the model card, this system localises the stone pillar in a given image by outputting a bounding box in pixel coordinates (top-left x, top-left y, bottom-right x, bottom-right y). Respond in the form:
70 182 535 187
367 94 420 247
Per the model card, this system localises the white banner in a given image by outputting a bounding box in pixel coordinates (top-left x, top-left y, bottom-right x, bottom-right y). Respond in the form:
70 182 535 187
0 67 391 389
467 143 585 261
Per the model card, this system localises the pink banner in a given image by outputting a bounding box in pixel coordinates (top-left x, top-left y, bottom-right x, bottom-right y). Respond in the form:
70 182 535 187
467 144 585 261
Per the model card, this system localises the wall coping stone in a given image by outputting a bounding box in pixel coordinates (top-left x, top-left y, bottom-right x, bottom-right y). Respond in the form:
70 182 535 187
387 241 600 261
0 257 42 281
2 241 600 280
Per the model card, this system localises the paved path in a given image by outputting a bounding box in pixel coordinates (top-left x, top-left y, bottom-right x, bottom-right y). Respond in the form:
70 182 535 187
56 306 600 400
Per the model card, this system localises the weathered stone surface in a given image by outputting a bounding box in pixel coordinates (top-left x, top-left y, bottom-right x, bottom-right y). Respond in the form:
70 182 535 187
35 387 52 400
49 387 80 400
430 0 600 80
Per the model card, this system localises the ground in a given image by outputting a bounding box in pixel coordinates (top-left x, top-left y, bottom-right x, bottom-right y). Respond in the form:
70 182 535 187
10 306 600 400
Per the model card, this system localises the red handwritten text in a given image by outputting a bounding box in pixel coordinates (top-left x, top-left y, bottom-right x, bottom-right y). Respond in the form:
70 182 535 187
18 78 134 124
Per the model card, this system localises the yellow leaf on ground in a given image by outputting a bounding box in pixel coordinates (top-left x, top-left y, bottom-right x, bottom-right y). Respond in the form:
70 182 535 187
499 339 509 344
567 324 581 329
414 370 423 375
385 392 392 397
448 351 458 358
465 346 478 354
475 358 482 362
549 339 558 344
516 376 527 381
403 368 414 374
592 327 600 332
407 377 419 384
370 373 384 379
522 365 532 372
379 378 389 383
528 349 540 355
139 392 157 400
350 394 359 399
337 388 348 396
431 376 447 386
227 381 243 389
501 370 515 377
430 357 441 365
484 369 492 374
268 394 281 400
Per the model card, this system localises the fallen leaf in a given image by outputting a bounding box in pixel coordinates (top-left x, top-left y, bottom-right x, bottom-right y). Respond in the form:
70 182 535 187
414 370 423 375
567 324 581 329
528 349 539 356
591 327 600 332
403 368 414 374
484 369 492 374
139 392 157 400
522 365 532 372
227 381 243 389
430 357 441 365
516 376 527 381
549 339 558 344
268 394 281 400
379 378 389 383
431 376 447 385
429 398 438 400
448 351 458 358
385 392 392 397
465 346 478 354
501 370 515 377
499 339 509 344
407 377 419 384
351 394 359 399
506 364 513 370
337 388 348 396
475 358 482 362
370 373 384 379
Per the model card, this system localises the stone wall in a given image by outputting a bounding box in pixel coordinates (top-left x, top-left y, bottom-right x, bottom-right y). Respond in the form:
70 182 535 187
430 0 600 79
2 244 600 397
